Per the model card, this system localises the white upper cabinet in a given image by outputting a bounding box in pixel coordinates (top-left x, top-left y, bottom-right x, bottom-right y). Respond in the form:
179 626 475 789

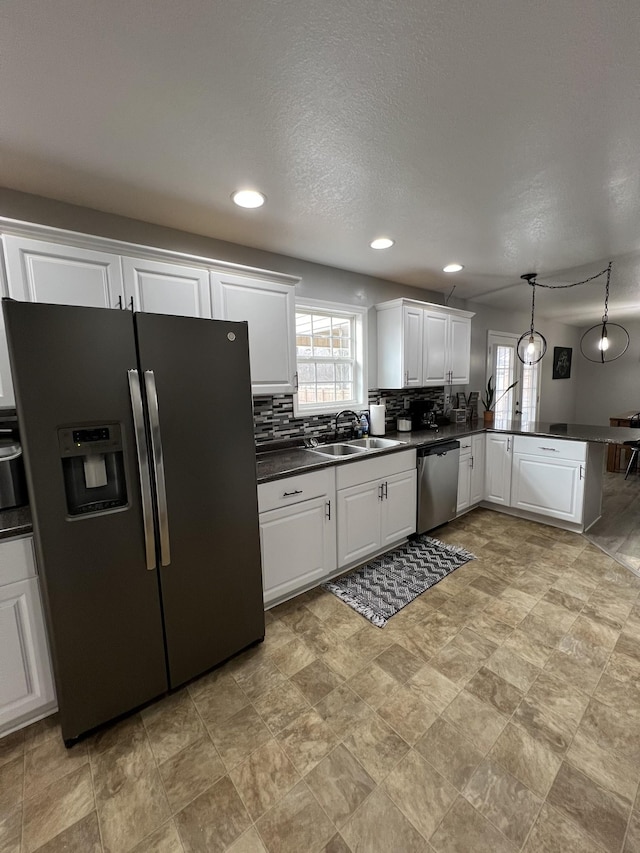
122 257 211 318
211 271 296 395
3 236 125 308
376 298 474 389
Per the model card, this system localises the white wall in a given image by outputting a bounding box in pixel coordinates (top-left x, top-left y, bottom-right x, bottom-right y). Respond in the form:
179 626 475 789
574 319 640 425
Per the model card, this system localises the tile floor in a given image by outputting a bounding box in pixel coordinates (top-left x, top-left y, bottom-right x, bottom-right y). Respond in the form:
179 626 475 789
3 507 640 853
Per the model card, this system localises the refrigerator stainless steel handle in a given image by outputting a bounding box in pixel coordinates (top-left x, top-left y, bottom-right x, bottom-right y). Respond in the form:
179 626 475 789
127 369 157 571
144 370 171 567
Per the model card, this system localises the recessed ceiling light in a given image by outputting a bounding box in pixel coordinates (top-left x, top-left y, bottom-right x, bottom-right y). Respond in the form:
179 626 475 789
370 237 395 250
443 263 464 273
232 189 266 209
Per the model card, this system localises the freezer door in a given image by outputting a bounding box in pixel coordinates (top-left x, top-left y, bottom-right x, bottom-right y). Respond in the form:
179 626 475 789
3 300 168 742
134 312 264 688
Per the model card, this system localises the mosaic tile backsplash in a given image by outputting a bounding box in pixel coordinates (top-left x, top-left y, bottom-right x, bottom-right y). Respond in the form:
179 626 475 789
252 387 479 445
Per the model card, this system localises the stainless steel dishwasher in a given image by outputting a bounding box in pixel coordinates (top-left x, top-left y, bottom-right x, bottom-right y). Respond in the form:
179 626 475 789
416 440 460 533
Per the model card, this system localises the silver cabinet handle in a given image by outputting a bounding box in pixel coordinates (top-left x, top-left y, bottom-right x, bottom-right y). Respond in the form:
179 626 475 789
470 455 474 469
294 371 299 392
144 370 171 567
383 481 388 500
128 369 156 571
378 483 384 501
283 489 303 497
117 295 123 309
580 464 584 480
507 438 511 452
539 446 559 452
128 296 134 311
326 499 331 520
405 370 409 386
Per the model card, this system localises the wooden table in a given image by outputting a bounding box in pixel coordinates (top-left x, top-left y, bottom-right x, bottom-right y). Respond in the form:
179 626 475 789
608 411 640 472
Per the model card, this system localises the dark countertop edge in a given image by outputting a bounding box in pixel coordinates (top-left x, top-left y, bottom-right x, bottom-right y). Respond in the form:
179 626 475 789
0 505 32 540
256 421 640 484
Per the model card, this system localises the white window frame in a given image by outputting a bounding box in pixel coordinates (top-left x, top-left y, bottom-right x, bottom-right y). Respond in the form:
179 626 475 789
486 330 541 421
293 297 368 417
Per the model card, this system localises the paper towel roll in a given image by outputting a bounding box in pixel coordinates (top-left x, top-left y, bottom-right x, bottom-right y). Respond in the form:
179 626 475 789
369 403 386 436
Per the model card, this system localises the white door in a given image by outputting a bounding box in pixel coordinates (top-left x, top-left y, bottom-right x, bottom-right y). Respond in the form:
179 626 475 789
487 330 540 421
403 306 423 387
337 480 382 567
511 454 584 524
3 236 124 308
260 496 335 606
457 443 473 512
423 309 448 385
484 433 513 505
122 257 211 317
381 469 417 546
211 272 296 395
0 578 56 732
449 315 472 384
470 434 486 505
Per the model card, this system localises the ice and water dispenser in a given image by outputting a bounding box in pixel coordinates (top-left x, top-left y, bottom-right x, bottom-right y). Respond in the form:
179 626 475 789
58 424 128 516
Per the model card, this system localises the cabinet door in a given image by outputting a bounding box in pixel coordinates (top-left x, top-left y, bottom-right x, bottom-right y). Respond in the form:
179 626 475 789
211 273 295 395
0 578 56 733
3 236 124 308
448 315 472 384
260 495 336 606
402 306 423 387
457 445 472 512
122 257 211 318
484 433 513 505
423 309 448 384
470 434 485 505
511 453 584 523
381 469 417 546
337 480 382 567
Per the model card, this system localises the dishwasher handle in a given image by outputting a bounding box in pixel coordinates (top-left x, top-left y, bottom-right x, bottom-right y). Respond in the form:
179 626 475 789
417 440 461 459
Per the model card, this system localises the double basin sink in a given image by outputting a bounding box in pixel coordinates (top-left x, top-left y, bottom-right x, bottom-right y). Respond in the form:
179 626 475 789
308 437 405 458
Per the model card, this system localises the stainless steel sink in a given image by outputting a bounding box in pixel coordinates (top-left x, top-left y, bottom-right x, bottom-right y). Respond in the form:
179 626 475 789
345 437 406 449
308 443 367 458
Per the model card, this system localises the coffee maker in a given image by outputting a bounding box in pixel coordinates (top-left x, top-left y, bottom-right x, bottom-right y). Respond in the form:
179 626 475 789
409 400 438 430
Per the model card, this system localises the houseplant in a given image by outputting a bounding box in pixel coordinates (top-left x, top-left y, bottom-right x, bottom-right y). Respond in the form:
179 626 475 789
481 376 518 425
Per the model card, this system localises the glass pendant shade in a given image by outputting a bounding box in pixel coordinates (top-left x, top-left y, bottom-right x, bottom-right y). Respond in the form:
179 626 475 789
517 330 547 365
580 321 630 363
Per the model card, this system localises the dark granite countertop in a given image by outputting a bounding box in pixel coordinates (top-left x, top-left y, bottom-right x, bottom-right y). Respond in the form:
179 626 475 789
256 420 640 484
0 505 32 539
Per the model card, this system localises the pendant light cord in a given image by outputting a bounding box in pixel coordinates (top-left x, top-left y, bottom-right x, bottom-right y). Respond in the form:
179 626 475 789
526 262 612 290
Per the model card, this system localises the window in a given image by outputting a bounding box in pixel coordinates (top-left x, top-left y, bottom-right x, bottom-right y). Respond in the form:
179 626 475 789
487 330 540 421
294 299 367 416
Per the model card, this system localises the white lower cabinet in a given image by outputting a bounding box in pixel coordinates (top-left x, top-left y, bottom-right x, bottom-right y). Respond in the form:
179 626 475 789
0 537 56 735
511 436 586 525
458 434 485 514
258 468 336 606
484 433 513 506
336 450 417 569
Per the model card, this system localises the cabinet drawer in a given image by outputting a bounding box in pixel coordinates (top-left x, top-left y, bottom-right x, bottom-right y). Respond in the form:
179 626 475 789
258 467 335 513
513 435 586 461
0 537 36 588
336 449 417 490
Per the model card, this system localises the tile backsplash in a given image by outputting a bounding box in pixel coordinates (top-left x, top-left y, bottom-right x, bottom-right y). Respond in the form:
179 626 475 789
253 387 470 444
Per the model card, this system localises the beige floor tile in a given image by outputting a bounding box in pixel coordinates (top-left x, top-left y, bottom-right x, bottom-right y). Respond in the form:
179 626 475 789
462 610 514 644
33 811 102 853
347 662 398 709
189 672 250 729
383 749 457 839
547 761 630 852
278 605 325 637
407 663 459 713
503 629 553 668
567 727 640 803
305 743 375 828
449 627 498 661
624 810 640 853
593 672 640 711
465 666 524 715
340 787 430 852
229 739 299 822
97 763 170 853
429 644 481 685
253 680 310 734
604 648 640 684
255 780 336 853
346 625 393 661
323 601 369 641
231 657 288 702
0 803 22 853
23 715 61 752
174 775 251 853
130 820 184 852
579 696 640 761
142 691 205 765
443 689 508 753
513 671 589 756
158 736 225 813
0 755 24 812
22 765 95 853
342 714 409 784
543 648 604 695
430 795 517 853
277 708 339 775
377 683 437 745
522 802 607 853
322 643 374 681
0 728 25 769
290 659 343 705
23 735 88 799
543 587 585 613
209 705 272 771
315 684 371 739
267 637 317 677
485 646 540 692
320 835 351 853
490 722 561 798
226 827 268 853
89 715 157 802
415 716 484 791
261 619 296 652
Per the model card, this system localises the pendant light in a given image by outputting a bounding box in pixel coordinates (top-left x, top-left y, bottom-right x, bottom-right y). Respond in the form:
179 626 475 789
579 262 630 363
517 273 547 365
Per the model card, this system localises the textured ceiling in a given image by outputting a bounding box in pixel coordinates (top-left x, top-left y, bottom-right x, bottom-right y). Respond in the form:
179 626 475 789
2 0 640 325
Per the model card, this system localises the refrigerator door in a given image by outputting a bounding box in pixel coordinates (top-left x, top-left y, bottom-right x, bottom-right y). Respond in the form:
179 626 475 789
134 313 264 688
3 301 168 742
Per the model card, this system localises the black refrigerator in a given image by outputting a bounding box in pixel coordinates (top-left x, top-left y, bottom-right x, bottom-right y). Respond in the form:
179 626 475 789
4 300 265 745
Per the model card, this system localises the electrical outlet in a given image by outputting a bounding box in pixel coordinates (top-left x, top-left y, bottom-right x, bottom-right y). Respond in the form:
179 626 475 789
403 397 410 409
445 394 451 405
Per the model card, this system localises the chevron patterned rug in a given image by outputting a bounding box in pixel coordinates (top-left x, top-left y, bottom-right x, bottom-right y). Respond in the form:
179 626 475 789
323 535 476 627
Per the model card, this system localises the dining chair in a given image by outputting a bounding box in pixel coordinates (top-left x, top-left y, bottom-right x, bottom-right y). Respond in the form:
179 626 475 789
623 413 640 479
